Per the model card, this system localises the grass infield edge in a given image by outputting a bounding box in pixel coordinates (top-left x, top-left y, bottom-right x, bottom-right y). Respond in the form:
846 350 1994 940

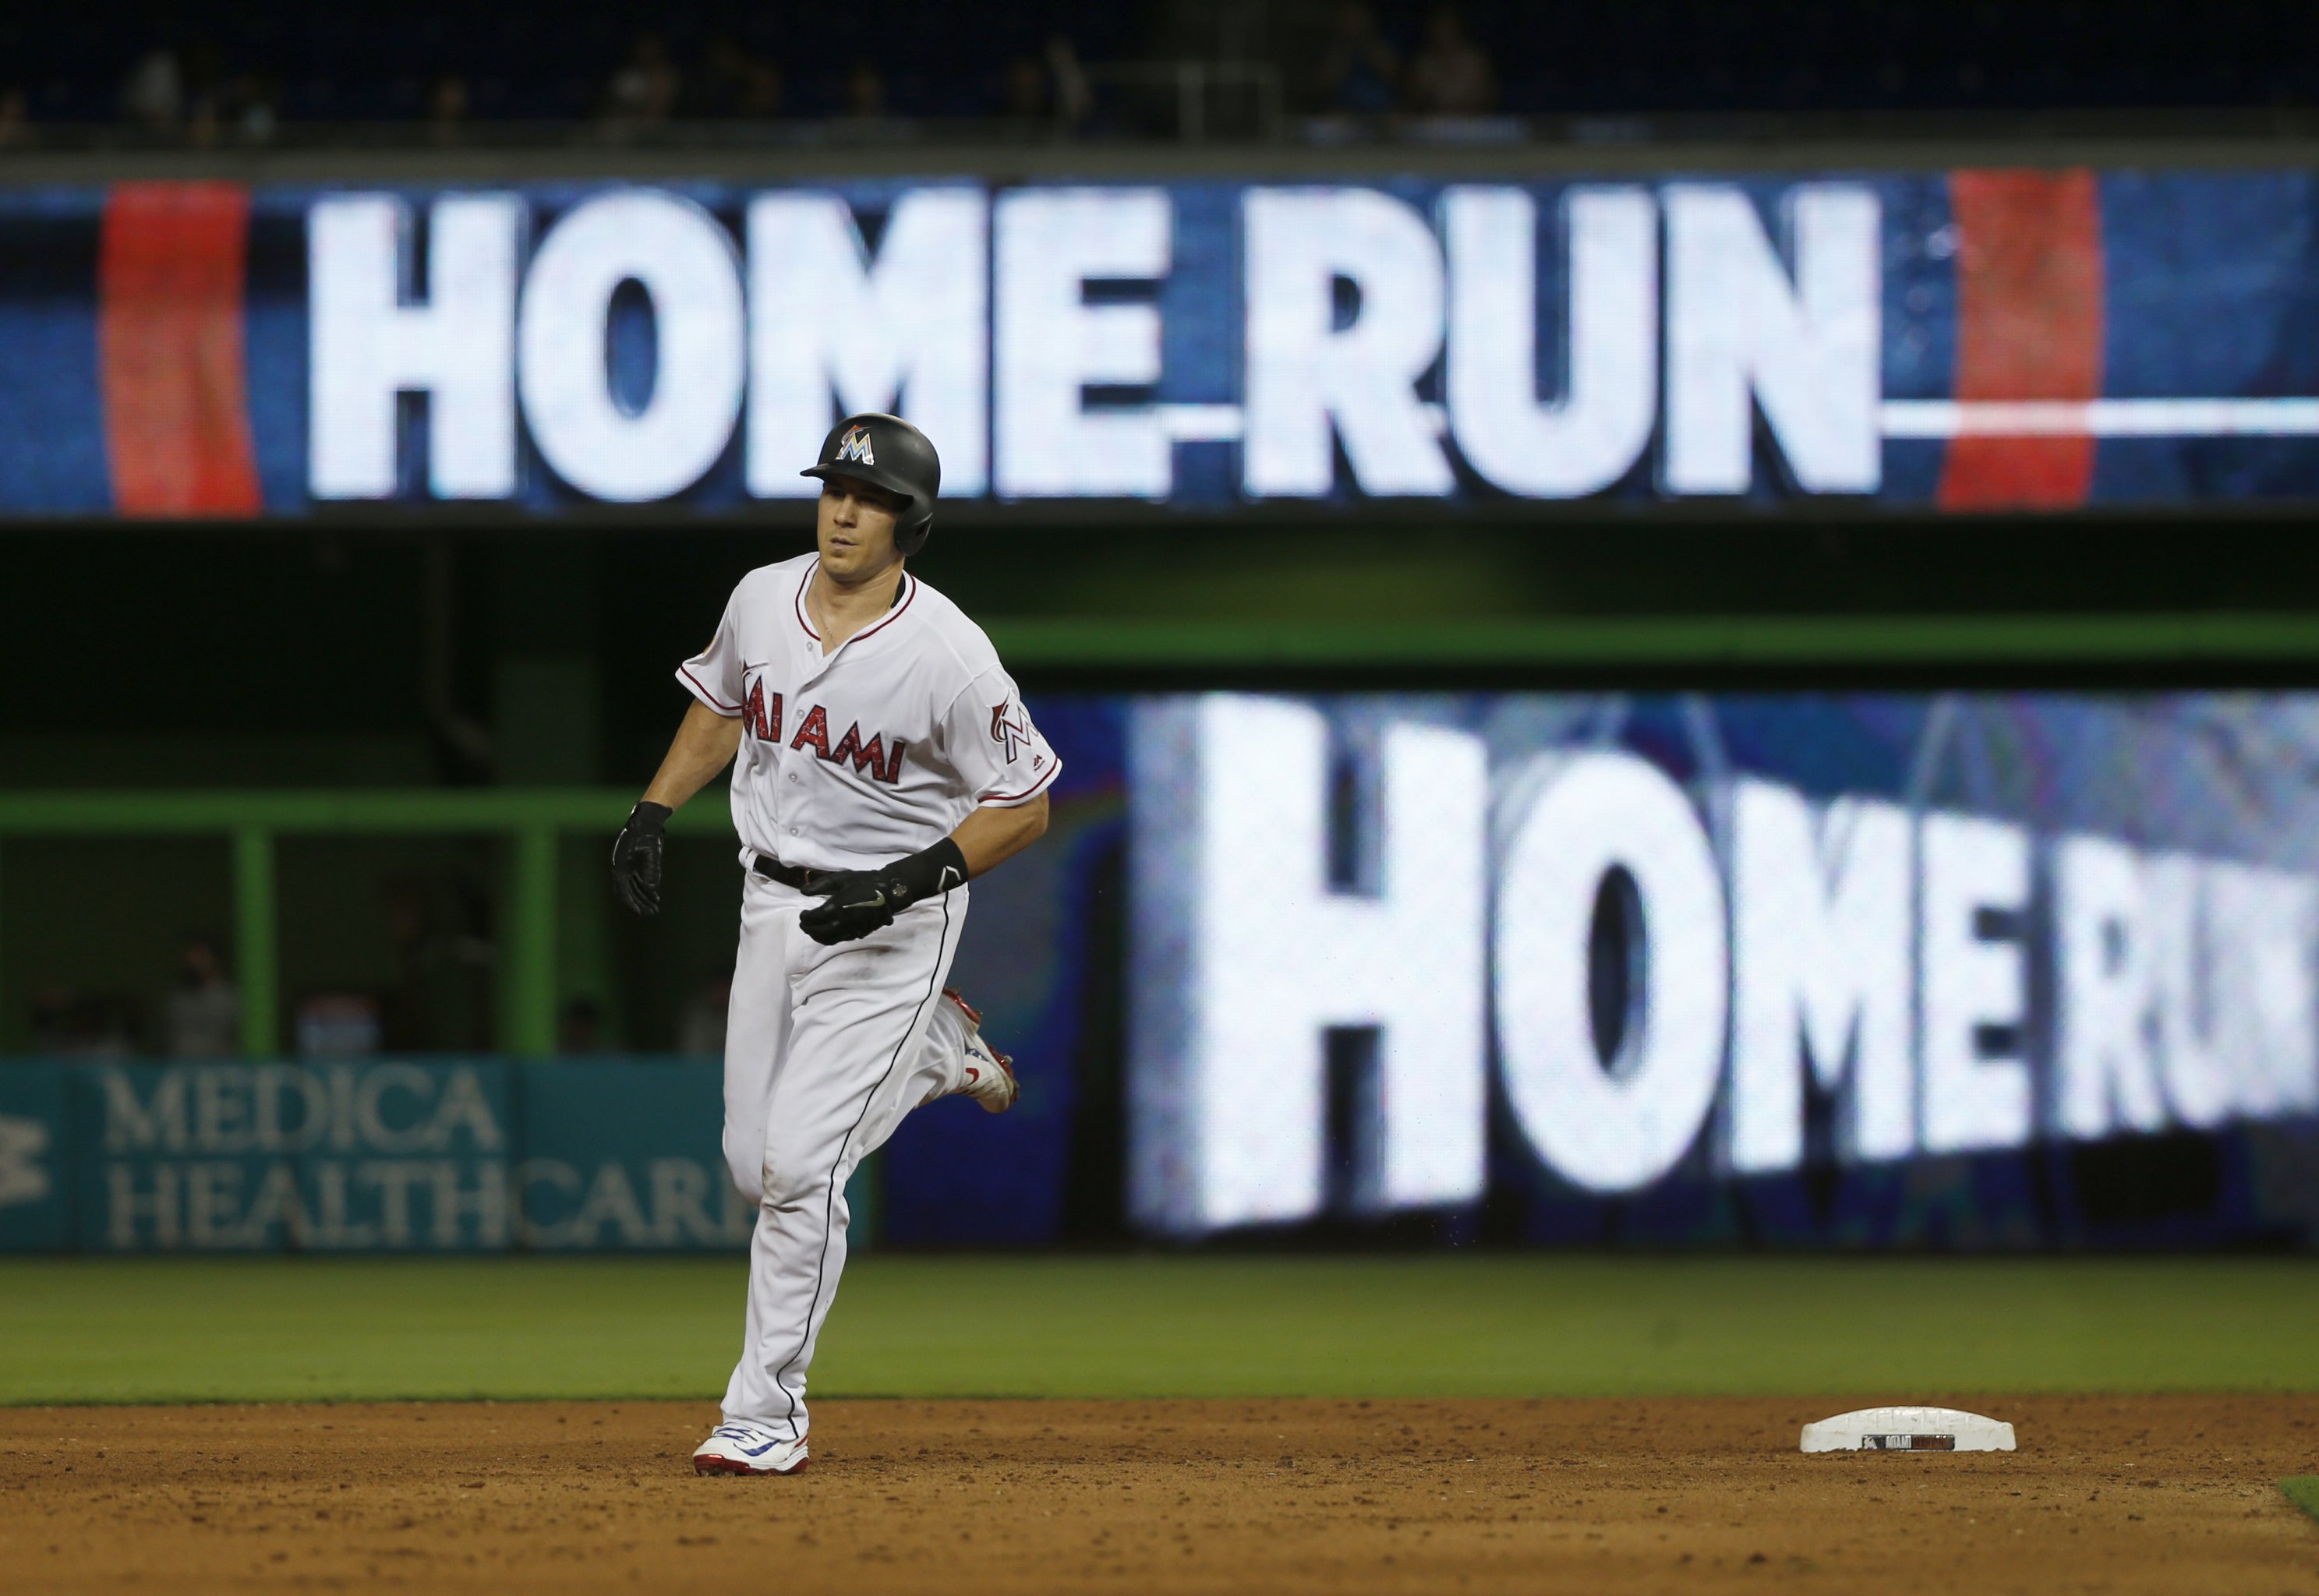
2282 1478 2319 1524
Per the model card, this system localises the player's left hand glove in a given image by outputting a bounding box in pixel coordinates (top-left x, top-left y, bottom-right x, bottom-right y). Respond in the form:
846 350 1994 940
798 837 970 946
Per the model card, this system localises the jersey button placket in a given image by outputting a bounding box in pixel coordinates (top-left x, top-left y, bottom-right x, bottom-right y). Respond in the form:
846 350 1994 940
783 612 818 856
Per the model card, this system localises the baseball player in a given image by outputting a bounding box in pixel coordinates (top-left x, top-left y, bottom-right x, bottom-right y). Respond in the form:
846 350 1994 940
610 412 1059 1477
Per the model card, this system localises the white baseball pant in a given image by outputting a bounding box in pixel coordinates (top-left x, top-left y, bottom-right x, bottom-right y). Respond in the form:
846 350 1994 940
716 870 973 1440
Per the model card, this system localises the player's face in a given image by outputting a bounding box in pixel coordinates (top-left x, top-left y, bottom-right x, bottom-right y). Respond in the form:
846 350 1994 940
815 475 907 581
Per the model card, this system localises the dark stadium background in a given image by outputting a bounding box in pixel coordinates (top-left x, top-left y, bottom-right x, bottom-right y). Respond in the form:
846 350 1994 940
4 0 2319 1255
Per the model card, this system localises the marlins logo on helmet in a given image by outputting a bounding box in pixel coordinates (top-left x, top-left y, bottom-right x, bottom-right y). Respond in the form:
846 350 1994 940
803 412 942 555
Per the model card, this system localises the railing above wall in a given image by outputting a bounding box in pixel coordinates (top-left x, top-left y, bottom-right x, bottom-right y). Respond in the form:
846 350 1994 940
0 789 734 1058
8 125 2319 187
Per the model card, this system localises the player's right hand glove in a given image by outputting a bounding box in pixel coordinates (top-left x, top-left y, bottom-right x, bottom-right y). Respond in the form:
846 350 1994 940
611 801 672 916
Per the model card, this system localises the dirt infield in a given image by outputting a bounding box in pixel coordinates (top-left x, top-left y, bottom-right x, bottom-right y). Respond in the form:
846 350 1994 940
3 1395 2315 1594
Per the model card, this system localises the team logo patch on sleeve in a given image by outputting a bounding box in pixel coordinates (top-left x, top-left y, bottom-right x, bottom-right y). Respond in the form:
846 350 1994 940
990 702 1031 763
835 425 875 465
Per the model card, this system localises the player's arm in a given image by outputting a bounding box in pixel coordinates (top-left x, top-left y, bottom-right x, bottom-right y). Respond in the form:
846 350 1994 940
951 791 1049 877
796 795 1050 946
611 702 744 917
642 701 744 810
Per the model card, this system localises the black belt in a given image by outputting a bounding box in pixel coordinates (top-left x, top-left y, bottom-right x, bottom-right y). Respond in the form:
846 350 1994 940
749 853 814 890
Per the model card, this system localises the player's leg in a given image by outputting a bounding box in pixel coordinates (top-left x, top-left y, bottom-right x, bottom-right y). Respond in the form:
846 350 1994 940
910 987 1018 1113
728 888 969 1445
712 874 802 1425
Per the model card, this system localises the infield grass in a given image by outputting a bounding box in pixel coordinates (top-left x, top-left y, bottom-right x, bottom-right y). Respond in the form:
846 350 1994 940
2 1255 2316 1407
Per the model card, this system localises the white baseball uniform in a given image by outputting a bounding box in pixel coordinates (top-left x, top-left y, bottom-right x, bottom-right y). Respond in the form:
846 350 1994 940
678 552 1059 1442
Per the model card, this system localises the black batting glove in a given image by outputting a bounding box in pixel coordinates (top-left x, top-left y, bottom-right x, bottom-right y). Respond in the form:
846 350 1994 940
797 867 896 945
798 837 969 946
611 801 672 916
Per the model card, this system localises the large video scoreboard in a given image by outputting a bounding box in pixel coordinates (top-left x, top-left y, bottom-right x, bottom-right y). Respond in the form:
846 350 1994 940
2 167 2315 518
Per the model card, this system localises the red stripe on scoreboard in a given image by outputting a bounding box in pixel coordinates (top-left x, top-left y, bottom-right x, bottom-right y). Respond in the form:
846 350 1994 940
97 182 263 517
1938 168 2105 511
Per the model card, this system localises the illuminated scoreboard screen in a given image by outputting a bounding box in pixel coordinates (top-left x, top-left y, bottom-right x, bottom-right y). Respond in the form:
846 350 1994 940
2 168 2317 517
882 690 2319 1248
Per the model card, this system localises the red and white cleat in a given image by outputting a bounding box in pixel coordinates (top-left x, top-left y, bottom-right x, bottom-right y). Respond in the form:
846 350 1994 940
691 1420 810 1476
942 987 1019 1114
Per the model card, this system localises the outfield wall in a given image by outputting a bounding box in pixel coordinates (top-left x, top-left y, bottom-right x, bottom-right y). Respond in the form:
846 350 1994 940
6 688 2319 1253
0 1058 815 1253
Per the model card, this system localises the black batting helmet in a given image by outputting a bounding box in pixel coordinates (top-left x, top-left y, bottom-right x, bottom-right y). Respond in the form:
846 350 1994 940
801 412 942 556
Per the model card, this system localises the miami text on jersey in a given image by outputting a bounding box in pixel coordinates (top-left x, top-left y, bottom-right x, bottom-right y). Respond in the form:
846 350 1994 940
747 680 906 785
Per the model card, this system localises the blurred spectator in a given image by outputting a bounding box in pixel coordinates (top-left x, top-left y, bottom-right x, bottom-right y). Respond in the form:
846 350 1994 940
181 42 228 147
1002 55 1047 122
120 47 183 131
69 996 143 1058
678 970 731 1058
697 37 781 118
557 997 606 1054
161 934 240 1058
381 874 495 1051
843 57 886 120
27 989 72 1054
428 73 469 144
1045 35 1093 133
296 994 381 1058
605 32 680 125
226 72 278 145
1317 2 1399 115
1406 7 1496 115
1002 37 1092 137
0 87 30 148
31 990 142 1058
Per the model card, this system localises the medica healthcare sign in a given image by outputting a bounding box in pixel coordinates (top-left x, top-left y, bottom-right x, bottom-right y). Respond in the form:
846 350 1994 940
2 168 2318 517
1126 695 2319 1236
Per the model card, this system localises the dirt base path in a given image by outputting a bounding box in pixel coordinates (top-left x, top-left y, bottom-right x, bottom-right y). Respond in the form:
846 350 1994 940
3 1395 2315 1594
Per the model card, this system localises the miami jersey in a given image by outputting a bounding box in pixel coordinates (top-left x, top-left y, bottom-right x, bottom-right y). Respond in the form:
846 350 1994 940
677 553 1059 871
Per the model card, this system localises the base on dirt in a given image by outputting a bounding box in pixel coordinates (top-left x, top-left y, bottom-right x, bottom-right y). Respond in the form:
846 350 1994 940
1801 1405 2016 1453
9 1394 2310 1596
